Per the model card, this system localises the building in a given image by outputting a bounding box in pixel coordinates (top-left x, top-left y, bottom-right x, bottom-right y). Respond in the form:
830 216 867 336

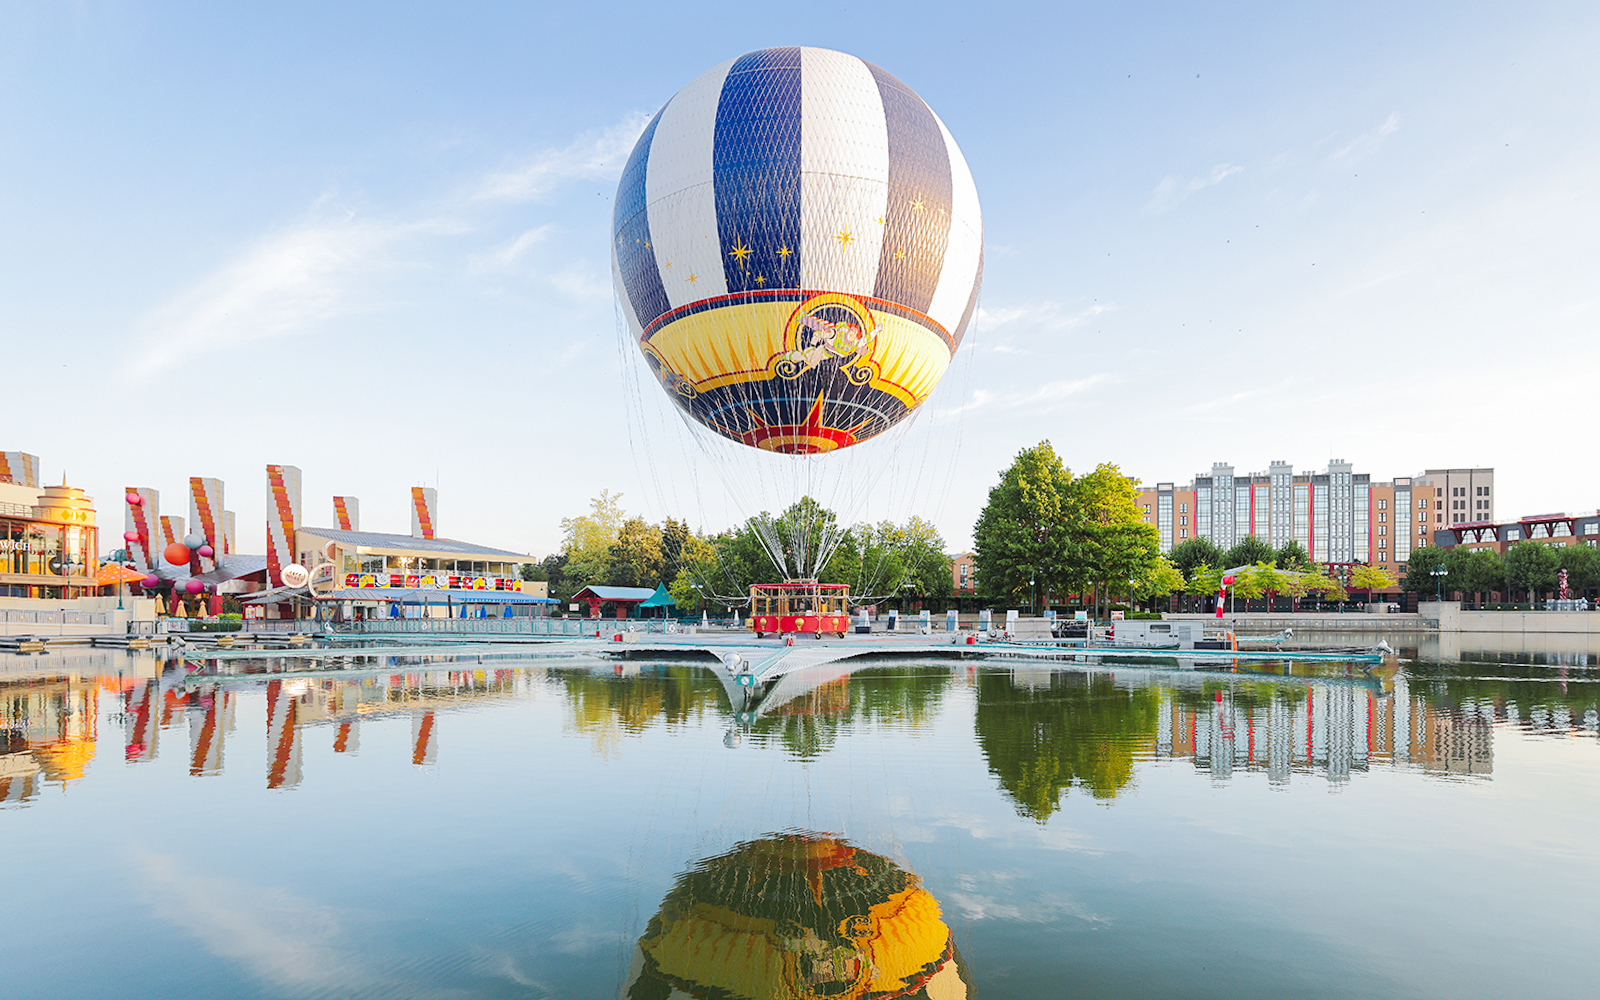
1 452 102 599
1136 461 1496 577
951 551 977 594
1437 510 1600 554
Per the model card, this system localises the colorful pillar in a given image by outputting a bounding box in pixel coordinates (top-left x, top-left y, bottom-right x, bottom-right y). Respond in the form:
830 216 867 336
266 464 302 588
189 477 225 572
123 487 160 574
0 451 40 487
333 495 360 531
410 487 437 540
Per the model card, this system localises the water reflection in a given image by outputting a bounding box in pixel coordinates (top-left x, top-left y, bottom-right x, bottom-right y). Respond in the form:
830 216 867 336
2 654 1597 812
625 833 968 999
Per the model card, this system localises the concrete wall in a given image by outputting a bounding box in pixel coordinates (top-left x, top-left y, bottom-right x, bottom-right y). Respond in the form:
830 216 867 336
0 595 158 636
1420 601 1600 634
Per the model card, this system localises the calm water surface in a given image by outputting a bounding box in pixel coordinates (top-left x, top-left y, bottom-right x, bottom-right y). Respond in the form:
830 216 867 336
3 645 1598 999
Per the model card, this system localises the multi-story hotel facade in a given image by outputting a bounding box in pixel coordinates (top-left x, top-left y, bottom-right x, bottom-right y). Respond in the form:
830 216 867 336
1137 461 1495 575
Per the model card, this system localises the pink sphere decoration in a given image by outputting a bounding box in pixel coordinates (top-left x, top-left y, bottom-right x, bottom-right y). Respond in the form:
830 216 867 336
123 530 139 543
1222 575 1236 586
184 579 204 595
141 575 160 588
126 492 142 505
198 544 215 558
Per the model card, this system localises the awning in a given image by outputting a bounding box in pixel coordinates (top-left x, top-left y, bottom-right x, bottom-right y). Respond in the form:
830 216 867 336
639 583 676 608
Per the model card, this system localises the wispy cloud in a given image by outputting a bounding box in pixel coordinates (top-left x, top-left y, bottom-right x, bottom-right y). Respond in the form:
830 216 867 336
474 112 652 203
136 853 387 996
1143 163 1243 214
1330 112 1400 163
129 209 444 375
473 223 557 270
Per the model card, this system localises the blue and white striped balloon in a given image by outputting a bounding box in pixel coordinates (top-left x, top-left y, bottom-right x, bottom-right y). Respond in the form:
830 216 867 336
613 47 982 454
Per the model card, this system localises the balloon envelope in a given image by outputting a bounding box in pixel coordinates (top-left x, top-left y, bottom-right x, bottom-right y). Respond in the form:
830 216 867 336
198 545 215 558
123 530 139 543
140 575 160 588
163 542 191 566
125 492 141 505
182 532 205 549
183 579 204 595
613 47 982 454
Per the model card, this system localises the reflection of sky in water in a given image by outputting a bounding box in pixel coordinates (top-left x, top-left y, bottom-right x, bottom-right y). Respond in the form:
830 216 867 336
1 650 1597 998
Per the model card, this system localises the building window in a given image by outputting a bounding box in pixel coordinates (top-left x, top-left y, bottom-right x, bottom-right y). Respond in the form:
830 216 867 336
1378 499 1387 510
1378 539 1386 549
1180 516 1188 526
1585 523 1598 536
1143 504 1150 513
1180 529 1188 539
1436 488 1443 496
1378 526 1386 536
1180 503 1188 514
1419 499 1428 510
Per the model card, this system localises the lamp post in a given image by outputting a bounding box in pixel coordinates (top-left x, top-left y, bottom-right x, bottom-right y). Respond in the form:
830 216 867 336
1029 569 1036 617
1431 564 1447 602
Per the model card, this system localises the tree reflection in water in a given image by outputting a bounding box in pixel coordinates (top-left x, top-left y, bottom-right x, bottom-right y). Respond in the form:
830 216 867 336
975 669 1162 819
624 832 969 1000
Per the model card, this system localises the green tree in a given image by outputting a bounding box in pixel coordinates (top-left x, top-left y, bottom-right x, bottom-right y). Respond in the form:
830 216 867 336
1237 561 1288 609
1504 541 1559 602
1559 544 1600 594
1133 558 1185 608
1186 563 1222 611
1401 545 1449 595
1348 564 1394 604
973 442 1078 609
1222 535 1275 570
1299 569 1347 604
660 518 691 573
1168 537 1222 581
1275 540 1312 571
1071 462 1161 618
561 490 626 586
606 516 664 588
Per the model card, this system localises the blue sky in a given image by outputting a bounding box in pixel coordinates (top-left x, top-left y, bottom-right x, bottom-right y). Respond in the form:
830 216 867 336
3 2 1597 557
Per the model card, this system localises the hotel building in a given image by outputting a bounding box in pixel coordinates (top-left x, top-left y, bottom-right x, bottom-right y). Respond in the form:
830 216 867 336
1136 461 1495 574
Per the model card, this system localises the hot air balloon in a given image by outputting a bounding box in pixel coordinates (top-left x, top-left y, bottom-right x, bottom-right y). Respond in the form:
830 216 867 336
613 48 983 456
624 833 969 999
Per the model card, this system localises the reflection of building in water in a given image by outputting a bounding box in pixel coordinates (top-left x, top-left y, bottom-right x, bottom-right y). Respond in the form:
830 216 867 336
1157 675 1495 782
188 688 233 776
1 674 100 805
625 833 969 999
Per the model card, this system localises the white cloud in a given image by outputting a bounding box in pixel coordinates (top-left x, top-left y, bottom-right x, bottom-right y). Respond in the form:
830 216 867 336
129 210 440 375
1143 163 1244 214
1330 112 1401 163
474 223 557 270
474 112 652 203
136 853 386 996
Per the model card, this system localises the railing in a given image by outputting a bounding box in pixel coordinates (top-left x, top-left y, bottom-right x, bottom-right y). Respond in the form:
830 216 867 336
0 610 110 625
333 617 740 636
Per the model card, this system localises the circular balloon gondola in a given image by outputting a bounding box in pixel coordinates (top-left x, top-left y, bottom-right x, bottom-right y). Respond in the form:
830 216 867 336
624 833 969 999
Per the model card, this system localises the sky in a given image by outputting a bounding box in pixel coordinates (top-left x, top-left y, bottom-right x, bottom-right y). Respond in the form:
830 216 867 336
3 1 1597 558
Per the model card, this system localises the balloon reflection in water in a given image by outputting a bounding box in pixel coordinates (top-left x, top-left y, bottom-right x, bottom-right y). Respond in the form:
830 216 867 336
625 832 968 999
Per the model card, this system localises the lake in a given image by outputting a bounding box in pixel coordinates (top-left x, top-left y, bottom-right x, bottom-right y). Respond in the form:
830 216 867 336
3 644 1597 999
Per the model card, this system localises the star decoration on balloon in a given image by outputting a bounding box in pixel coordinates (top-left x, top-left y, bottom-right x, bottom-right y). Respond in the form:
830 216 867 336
836 229 853 247
777 244 793 259
727 238 753 268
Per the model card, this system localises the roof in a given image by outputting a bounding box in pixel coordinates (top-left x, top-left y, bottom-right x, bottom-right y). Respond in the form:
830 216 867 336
148 554 269 586
639 583 675 607
296 526 533 560
571 585 656 602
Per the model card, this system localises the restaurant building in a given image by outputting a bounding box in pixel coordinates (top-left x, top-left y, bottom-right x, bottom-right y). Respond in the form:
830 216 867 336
1 452 101 599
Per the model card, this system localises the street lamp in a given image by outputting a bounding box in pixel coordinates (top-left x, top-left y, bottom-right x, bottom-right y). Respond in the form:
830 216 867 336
1431 564 1447 602
1029 569 1036 617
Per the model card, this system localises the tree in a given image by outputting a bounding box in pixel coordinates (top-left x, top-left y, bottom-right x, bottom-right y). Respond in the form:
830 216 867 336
1237 561 1288 610
1504 541 1559 603
973 442 1078 608
1133 558 1185 608
1558 544 1600 595
660 518 691 573
1299 569 1346 604
1186 563 1222 611
1071 462 1160 618
1401 545 1449 595
1222 535 1275 570
1275 541 1312 571
1348 564 1394 604
561 490 626 586
518 561 548 582
606 517 664 587
1168 537 1222 582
